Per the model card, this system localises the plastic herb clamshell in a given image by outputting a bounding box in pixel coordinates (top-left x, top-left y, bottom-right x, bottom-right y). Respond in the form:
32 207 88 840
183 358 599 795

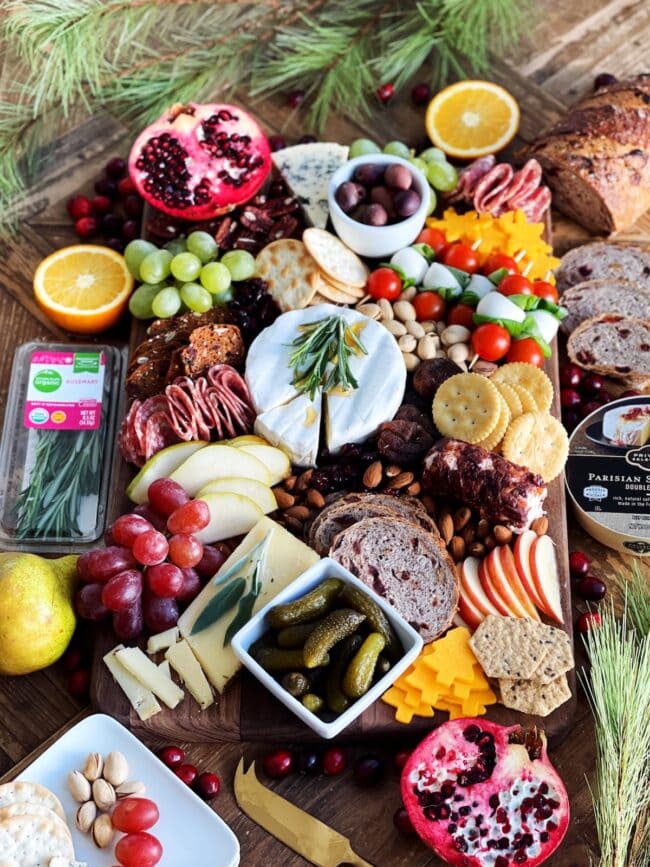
0 342 125 553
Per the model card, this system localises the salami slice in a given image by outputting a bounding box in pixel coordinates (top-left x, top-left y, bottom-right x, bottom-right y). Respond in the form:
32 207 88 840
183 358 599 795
505 160 543 210
448 155 496 202
473 163 514 213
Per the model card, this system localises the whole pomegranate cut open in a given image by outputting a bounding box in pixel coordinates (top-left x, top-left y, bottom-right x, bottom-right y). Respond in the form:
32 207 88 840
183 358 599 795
128 103 271 221
401 719 569 866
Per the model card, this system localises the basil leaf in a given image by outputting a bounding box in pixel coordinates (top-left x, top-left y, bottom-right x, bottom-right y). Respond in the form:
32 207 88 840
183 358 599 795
445 266 471 288
436 286 462 302
537 299 568 320
487 267 509 285
379 262 415 289
411 243 436 262
190 577 246 635
223 587 260 647
509 294 540 312
472 313 527 337
459 291 480 306
521 317 552 358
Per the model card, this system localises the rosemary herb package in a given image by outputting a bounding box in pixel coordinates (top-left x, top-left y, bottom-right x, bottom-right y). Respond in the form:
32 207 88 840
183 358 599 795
0 343 123 552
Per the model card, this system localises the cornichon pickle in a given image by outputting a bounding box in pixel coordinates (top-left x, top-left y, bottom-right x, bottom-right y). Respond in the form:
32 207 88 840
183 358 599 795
277 621 320 649
339 584 401 659
281 671 310 697
302 693 324 713
303 608 366 668
267 578 344 628
342 632 387 699
254 647 329 671
375 655 391 678
326 633 363 715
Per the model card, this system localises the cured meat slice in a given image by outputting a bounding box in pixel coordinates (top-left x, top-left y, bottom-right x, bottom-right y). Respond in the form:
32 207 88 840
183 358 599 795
448 155 496 202
474 163 514 213
447 156 551 221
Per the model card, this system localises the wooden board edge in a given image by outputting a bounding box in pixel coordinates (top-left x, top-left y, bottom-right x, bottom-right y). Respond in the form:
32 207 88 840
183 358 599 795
0 710 91 783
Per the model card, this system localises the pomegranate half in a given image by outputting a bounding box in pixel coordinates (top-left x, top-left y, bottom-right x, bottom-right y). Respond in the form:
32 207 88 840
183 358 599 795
128 103 271 221
401 718 569 866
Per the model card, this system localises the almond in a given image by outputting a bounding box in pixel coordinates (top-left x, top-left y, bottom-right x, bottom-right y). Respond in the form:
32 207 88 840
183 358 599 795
306 488 325 509
274 488 295 509
386 471 414 490
285 505 311 521
461 524 476 545
493 525 513 545
406 481 421 496
420 494 436 516
531 516 549 536
284 515 304 533
468 541 486 557
449 535 466 562
363 461 383 489
477 519 490 539
453 507 472 532
284 475 297 491
295 469 313 492
384 464 402 478
438 513 454 544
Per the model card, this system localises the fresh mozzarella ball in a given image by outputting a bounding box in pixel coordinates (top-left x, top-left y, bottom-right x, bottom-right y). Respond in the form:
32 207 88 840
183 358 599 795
476 291 526 323
422 262 461 294
465 273 495 300
529 309 560 343
390 248 429 284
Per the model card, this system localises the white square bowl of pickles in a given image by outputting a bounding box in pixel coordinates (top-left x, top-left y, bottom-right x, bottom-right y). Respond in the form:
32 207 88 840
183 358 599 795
231 557 424 739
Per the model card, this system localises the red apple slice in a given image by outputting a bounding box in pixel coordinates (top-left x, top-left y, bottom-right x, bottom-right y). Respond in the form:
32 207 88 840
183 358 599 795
530 535 564 624
458 589 484 631
514 530 546 611
497 544 540 621
460 557 502 617
478 554 515 617
484 548 529 618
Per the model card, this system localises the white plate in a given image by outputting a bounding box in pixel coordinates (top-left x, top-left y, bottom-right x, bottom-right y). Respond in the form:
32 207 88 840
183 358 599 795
16 713 239 866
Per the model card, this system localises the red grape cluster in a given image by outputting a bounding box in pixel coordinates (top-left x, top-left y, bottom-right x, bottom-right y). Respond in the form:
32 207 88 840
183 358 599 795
75 479 227 639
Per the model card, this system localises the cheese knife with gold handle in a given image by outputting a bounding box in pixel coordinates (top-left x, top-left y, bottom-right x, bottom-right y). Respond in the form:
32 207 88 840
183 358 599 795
234 758 375 867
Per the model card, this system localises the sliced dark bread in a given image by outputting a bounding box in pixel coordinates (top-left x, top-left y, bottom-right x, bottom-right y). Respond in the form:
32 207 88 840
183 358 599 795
309 492 433 556
147 307 234 338
567 314 650 389
560 279 650 334
556 243 650 292
329 517 458 642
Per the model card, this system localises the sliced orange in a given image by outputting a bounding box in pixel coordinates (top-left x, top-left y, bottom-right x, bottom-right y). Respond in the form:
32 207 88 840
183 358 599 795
425 80 520 159
34 245 134 334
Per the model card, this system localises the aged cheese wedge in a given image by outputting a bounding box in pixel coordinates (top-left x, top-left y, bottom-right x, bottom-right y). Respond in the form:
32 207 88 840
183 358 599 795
103 646 161 721
158 660 171 678
165 639 214 710
146 627 180 655
115 646 184 709
271 142 349 229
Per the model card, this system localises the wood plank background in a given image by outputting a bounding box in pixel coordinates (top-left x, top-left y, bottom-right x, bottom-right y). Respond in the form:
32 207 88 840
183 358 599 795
1 2 649 865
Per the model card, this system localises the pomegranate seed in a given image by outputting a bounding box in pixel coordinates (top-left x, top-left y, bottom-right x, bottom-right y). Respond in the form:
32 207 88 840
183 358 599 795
393 806 415 835
95 177 118 198
174 764 198 786
158 745 185 768
67 195 93 220
268 135 286 152
322 747 346 776
117 176 137 197
569 551 591 577
560 388 581 409
75 216 99 239
91 195 112 215
105 157 127 178
298 134 317 145
576 575 607 601
193 771 221 800
263 750 294 779
123 194 143 218
286 89 305 108
411 82 431 105
577 611 602 634
594 72 617 89
376 82 395 104
66 667 90 699
122 219 139 242
394 749 411 771
106 237 125 253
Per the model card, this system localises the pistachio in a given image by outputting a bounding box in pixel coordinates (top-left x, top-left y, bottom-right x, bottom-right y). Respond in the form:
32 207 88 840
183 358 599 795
393 299 416 322
115 780 147 799
441 324 471 346
398 334 417 353
75 800 97 834
377 297 394 320
401 285 418 301
92 778 116 811
447 342 470 364
420 319 436 333
68 770 91 804
402 352 419 372
356 302 381 320
382 319 407 337
82 752 104 782
103 750 129 787
435 320 447 335
92 814 114 849
405 319 425 338
473 359 498 376
416 334 438 361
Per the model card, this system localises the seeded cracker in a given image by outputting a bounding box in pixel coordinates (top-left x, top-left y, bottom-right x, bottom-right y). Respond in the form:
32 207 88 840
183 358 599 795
534 625 574 684
501 412 569 482
432 372 500 444
469 615 550 680
492 362 554 413
498 674 572 716
303 228 369 288
255 239 318 311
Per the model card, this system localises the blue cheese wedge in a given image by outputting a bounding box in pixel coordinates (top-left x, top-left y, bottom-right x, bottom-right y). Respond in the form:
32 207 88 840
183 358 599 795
271 142 349 229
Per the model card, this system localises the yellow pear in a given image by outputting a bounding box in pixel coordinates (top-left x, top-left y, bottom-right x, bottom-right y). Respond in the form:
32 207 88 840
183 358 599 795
0 553 79 675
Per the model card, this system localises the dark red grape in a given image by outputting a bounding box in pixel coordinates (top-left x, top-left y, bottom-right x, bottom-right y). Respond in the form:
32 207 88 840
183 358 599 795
411 82 431 105
102 213 123 235
562 409 581 432
168 534 203 569
122 220 139 242
123 194 143 217
167 500 210 535
143 593 179 632
111 514 153 548
132 503 168 533
145 563 184 598
118 176 137 197
393 806 415 835
569 551 591 577
353 755 385 787
95 177 117 198
581 399 605 418
113 597 144 640
67 668 90 699
297 751 320 774
75 583 110 620
148 478 189 516
560 388 581 409
322 747 346 776
576 575 607 601
175 567 202 603
82 546 137 583
102 569 144 612
63 646 82 672
106 236 125 253
91 195 112 215
132 530 169 567
559 363 582 388
581 372 606 394
195 545 227 579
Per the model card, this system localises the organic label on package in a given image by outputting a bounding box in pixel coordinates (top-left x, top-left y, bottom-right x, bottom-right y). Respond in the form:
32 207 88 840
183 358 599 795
24 350 105 430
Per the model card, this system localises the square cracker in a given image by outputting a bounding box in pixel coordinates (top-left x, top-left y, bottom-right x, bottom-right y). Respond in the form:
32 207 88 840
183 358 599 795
303 228 369 288
534 625 574 684
469 615 550 680
255 239 318 311
498 674 571 716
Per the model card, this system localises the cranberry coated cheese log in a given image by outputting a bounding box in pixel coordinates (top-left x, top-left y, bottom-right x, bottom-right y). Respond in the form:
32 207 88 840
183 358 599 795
422 439 547 533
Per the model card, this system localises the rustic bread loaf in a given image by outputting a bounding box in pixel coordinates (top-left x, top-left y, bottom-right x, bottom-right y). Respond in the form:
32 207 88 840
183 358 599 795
567 314 650 389
555 242 650 291
529 75 650 234
329 516 458 642
559 279 650 334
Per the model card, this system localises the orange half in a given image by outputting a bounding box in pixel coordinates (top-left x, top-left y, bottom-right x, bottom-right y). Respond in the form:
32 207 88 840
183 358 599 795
425 80 520 159
33 245 134 334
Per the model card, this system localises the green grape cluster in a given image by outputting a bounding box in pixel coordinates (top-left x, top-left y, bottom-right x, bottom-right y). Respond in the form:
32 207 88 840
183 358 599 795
348 139 460 217
125 232 257 320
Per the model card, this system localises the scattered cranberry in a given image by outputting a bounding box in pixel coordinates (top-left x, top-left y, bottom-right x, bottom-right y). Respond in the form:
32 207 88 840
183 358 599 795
102 213 123 235
106 237 125 253
576 575 607 601
63 646 82 672
118 176 137 197
287 89 305 108
621 389 642 397
194 771 221 800
376 82 395 104
122 219 140 242
105 156 127 178
263 749 294 779
297 751 320 774
353 755 385 787
123 194 143 218
393 749 411 771
322 747 346 776
393 806 415 835
594 72 617 89
560 388 581 409
268 135 286 152
75 216 99 239
158 745 185 768
581 373 606 394
577 611 602 633
94 177 118 198
67 195 93 220
560 363 583 388
569 551 591 577
66 667 90 699
174 764 198 786
411 82 431 105
298 134 317 144
91 195 112 216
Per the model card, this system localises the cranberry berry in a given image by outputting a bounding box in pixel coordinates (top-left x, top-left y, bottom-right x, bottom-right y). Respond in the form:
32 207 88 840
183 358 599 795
91 195 112 216
376 82 395 104
194 771 221 800
66 667 90 699
559 364 582 388
576 575 607 601
411 82 431 105
569 551 591 577
286 90 305 108
105 156 127 178
560 388 581 409
577 611 602 633
174 764 199 786
322 747 346 776
75 216 99 239
581 372 606 394
263 749 294 779
393 806 415 835
158 745 185 768
67 195 93 220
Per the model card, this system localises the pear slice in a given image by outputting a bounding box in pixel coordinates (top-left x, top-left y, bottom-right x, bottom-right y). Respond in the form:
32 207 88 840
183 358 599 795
228 434 268 447
195 477 277 515
126 441 207 504
169 444 271 496
235 444 291 486
194 492 264 543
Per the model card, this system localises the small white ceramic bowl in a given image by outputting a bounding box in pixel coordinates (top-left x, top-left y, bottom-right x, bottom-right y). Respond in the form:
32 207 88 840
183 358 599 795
231 557 423 739
328 154 430 258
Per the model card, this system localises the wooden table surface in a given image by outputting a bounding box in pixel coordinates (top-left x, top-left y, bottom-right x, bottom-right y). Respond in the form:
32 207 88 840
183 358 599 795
1 2 650 864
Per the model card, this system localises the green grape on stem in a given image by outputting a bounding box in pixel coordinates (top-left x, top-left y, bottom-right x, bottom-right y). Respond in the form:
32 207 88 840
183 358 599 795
200 262 232 295
171 251 202 282
426 187 437 216
426 160 459 192
139 249 173 284
383 141 411 158
180 282 213 313
124 240 157 278
419 147 447 163
128 283 162 319
221 249 256 281
186 231 219 263
164 237 188 256
349 139 381 158
151 286 181 319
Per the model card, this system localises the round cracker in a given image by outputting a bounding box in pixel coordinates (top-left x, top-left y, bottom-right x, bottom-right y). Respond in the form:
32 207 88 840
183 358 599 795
308 291 330 306
0 783 64 821
303 228 369 289
316 269 365 299
509 383 538 414
494 381 523 419
255 239 318 311
501 411 569 482
477 393 511 452
0 804 71 842
491 362 553 413
309 271 359 305
432 372 500 444
0 814 74 862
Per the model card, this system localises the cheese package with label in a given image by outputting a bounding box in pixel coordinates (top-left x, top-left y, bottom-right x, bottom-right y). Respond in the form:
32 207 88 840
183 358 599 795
103 646 161 721
178 517 320 692
165 639 214 710
271 142 349 229
116 646 185 709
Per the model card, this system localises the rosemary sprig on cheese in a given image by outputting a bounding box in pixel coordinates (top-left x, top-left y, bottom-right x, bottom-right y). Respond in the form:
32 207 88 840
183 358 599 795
288 314 367 400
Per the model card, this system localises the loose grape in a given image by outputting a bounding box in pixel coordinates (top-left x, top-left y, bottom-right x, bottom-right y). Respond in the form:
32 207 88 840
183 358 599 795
129 283 163 319
186 231 219 263
175 567 203 603
195 544 227 578
139 249 173 284
151 287 181 319
113 600 144 640
132 530 169 566
180 282 213 313
349 138 381 158
145 563 184 598
221 249 256 281
168 534 204 569
171 252 202 282
383 141 411 158
147 478 189 517
81 546 137 583
164 237 188 256
124 240 157 278
408 156 428 173
111 514 154 547
426 160 458 192
143 592 179 633
167 500 210 535
132 503 168 533
102 569 144 612
75 583 110 620
419 146 447 163
199 262 232 295
426 187 437 215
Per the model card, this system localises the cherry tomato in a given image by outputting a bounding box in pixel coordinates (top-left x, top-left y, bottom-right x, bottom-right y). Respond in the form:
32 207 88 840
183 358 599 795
471 323 511 361
413 292 446 322
415 227 446 254
531 280 559 304
112 798 160 833
446 303 475 330
367 267 402 301
506 337 544 368
481 252 519 276
115 831 163 867
442 243 479 273
498 274 533 296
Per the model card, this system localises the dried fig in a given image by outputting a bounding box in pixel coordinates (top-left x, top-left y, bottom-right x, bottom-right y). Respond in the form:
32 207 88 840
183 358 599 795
413 357 463 400
377 419 434 463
